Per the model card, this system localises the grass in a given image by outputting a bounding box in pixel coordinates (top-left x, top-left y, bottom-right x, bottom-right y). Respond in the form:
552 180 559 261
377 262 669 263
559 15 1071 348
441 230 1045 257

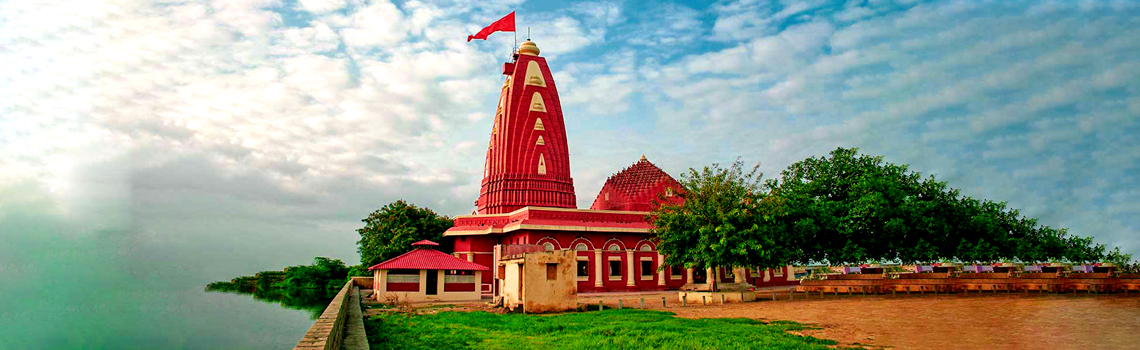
364 309 839 350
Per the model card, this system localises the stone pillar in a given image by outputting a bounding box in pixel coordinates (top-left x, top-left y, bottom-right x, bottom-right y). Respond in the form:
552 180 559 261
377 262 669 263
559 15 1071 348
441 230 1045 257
377 270 388 300
437 270 445 295
706 267 715 290
657 253 666 286
626 250 636 287
686 268 694 283
419 269 428 297
734 267 747 283
594 249 603 288
475 270 483 295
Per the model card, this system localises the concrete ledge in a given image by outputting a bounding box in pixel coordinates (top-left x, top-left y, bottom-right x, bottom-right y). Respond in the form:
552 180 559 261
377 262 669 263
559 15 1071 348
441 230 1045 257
678 291 756 304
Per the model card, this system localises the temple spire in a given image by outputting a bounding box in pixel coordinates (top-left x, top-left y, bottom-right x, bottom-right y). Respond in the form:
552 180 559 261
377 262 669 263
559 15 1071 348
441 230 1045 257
476 41 576 214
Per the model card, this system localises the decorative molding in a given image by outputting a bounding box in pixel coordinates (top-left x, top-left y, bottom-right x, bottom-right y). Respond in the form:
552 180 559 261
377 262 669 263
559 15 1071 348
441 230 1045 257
524 60 546 87
529 92 546 112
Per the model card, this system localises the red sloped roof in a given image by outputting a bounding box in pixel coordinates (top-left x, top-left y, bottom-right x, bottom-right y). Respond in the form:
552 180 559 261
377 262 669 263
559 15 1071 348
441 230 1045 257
368 247 489 271
597 155 675 199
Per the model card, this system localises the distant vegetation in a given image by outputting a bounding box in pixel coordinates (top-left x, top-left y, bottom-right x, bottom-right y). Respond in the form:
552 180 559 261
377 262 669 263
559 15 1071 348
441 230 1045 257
357 200 454 267
365 309 837 350
205 257 355 318
653 147 1132 271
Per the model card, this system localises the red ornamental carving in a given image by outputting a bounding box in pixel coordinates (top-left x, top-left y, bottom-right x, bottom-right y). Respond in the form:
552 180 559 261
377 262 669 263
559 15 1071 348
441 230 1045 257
476 42 576 214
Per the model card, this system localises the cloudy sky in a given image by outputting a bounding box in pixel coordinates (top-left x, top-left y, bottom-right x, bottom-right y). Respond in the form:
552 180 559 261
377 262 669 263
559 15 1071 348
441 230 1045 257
2 0 1139 330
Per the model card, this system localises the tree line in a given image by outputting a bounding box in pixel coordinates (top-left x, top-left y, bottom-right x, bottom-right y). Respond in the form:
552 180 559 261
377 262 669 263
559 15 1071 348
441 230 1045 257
652 147 1132 271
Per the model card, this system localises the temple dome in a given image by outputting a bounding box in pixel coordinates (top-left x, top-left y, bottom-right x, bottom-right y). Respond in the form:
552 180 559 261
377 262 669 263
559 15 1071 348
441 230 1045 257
589 156 683 212
519 40 540 56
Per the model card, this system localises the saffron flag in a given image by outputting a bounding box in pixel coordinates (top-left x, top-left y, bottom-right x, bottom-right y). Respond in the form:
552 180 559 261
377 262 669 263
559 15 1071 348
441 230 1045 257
467 12 515 42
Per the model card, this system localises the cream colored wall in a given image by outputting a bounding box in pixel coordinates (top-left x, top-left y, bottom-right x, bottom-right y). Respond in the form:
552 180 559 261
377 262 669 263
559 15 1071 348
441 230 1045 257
376 269 485 303
501 259 524 309
520 250 577 313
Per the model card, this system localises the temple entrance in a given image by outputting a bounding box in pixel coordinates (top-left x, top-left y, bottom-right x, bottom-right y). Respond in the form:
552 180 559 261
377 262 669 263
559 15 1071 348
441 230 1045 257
426 271 438 295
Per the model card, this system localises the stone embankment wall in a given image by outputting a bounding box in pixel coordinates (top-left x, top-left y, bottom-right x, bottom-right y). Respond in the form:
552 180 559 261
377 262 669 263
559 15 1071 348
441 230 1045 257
294 280 369 350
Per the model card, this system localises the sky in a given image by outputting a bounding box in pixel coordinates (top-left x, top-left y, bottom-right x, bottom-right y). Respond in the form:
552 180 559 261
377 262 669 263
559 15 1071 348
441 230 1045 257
1 0 1139 334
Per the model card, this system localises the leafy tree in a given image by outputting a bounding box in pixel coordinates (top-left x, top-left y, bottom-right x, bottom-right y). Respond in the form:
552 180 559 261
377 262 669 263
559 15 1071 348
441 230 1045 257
764 147 1117 265
357 200 453 267
276 257 350 298
650 160 799 290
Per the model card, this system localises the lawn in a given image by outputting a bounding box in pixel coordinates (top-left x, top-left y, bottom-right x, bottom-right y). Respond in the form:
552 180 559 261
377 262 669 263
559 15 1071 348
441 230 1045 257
364 309 839 350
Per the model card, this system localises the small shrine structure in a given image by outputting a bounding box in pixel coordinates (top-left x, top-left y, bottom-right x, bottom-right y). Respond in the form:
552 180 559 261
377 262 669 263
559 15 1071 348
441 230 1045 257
369 240 488 303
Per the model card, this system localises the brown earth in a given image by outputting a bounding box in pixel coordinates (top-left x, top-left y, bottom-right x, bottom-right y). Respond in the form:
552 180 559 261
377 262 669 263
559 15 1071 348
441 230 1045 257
578 289 1140 350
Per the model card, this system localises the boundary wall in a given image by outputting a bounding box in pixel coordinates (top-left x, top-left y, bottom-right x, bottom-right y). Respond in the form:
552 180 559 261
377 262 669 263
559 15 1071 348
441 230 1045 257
294 281 369 350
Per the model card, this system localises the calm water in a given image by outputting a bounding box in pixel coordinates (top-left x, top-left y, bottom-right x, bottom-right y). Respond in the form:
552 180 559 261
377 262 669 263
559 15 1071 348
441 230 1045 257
5 287 326 349
0 223 339 349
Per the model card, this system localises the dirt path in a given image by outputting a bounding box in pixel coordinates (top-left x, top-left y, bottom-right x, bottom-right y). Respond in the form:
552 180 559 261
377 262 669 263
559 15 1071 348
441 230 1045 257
579 290 1140 349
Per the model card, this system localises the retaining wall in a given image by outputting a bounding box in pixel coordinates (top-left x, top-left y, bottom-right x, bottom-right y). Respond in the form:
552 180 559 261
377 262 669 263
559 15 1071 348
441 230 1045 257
294 281 354 350
799 273 1140 294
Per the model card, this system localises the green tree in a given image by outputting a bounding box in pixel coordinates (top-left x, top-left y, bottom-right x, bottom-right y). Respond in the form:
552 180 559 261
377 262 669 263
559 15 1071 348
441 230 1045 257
275 257 350 298
765 147 1115 265
650 160 798 291
357 200 453 267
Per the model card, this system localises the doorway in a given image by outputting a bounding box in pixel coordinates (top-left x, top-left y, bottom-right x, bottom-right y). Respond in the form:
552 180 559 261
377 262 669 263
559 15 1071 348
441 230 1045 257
426 271 438 295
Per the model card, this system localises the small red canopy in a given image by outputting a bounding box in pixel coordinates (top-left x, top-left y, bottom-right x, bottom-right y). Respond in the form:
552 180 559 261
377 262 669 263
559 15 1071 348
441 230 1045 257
411 239 439 247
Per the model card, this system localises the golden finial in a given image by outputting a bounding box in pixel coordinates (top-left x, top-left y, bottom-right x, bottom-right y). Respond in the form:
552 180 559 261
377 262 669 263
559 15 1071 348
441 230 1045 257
640 154 647 162
519 40 540 56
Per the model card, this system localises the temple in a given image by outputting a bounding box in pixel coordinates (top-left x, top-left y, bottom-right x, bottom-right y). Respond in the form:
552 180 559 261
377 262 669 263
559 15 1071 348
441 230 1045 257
444 40 797 295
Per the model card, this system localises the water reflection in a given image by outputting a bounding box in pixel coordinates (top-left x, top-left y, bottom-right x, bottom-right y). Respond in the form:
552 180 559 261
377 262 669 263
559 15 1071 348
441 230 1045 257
205 282 331 319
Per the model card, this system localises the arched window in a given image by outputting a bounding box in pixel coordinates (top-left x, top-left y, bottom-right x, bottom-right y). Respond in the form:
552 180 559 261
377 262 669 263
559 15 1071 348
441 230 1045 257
575 243 588 251
608 244 620 252
543 242 555 251
639 244 652 252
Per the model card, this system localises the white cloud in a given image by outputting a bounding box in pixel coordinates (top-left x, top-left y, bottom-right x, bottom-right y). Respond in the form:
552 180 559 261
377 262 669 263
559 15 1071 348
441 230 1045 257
298 0 345 14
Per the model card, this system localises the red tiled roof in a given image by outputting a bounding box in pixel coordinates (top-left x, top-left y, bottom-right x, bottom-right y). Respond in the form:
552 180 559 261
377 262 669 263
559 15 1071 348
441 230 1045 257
368 247 489 271
411 239 439 246
600 155 674 198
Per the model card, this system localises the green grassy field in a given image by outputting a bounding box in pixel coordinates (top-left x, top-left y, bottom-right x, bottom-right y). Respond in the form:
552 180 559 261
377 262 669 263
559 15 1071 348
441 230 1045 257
364 309 839 350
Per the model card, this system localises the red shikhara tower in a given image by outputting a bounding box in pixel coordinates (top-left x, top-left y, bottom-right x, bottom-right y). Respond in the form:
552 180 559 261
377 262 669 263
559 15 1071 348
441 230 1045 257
444 40 800 294
476 40 576 214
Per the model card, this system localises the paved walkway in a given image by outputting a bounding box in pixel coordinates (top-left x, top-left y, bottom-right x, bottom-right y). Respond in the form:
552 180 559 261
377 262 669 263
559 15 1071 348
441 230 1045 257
341 288 368 350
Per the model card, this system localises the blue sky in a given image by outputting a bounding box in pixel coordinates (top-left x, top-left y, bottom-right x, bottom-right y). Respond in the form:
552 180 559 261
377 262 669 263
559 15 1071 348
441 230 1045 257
2 0 1139 286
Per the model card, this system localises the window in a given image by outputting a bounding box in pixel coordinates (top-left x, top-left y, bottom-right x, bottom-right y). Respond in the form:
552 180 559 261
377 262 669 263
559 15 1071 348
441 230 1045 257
641 261 653 277
575 243 588 251
608 244 620 252
773 267 784 277
609 260 621 277
577 260 589 277
546 263 558 280
670 266 682 279
542 242 555 251
639 244 652 252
